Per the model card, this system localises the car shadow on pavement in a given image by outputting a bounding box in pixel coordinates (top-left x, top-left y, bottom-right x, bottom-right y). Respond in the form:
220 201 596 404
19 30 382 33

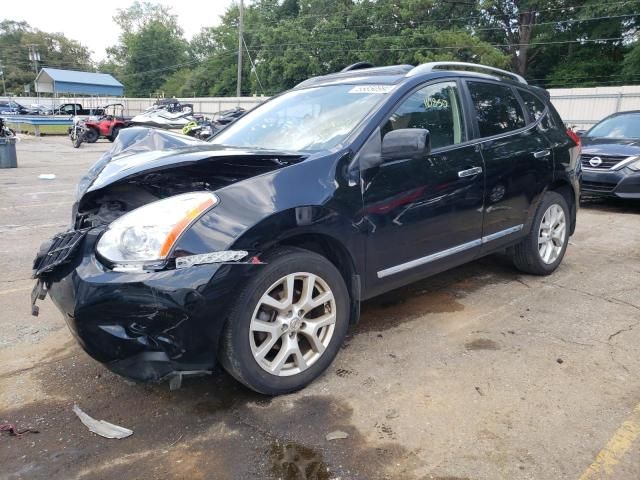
580 196 640 214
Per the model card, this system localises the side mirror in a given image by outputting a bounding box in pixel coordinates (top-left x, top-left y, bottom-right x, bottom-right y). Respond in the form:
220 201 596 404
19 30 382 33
576 130 586 137
382 128 430 162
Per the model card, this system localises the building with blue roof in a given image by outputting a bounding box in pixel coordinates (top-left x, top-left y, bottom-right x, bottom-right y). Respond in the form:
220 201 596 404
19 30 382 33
35 68 124 96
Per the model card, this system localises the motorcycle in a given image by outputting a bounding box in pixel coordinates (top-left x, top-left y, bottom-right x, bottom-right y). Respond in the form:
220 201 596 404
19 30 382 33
69 117 91 148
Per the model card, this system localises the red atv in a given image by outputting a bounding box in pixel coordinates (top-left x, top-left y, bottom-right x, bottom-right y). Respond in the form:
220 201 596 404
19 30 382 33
82 103 130 143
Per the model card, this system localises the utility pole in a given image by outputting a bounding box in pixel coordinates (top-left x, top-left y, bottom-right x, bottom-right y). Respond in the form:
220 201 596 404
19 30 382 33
28 45 40 76
28 45 41 101
0 63 6 97
236 0 244 98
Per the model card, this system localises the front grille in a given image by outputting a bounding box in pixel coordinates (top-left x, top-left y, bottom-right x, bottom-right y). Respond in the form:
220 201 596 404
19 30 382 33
580 154 627 170
581 180 616 193
32 229 88 278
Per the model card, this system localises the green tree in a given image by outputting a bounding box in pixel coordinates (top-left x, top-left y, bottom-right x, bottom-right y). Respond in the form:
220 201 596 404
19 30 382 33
476 0 640 85
106 1 187 96
0 20 93 95
622 43 640 83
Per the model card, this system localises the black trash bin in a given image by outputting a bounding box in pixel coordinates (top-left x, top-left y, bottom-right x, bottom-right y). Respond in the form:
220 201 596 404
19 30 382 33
0 137 17 168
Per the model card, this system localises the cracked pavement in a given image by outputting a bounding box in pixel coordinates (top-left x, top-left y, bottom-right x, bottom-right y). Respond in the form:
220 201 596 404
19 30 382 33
1 136 640 480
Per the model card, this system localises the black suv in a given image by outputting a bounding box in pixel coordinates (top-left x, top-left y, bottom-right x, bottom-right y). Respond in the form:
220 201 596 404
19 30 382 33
33 62 581 395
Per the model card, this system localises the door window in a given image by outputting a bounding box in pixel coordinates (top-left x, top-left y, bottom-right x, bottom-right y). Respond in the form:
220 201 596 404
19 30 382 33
382 81 466 150
467 82 526 137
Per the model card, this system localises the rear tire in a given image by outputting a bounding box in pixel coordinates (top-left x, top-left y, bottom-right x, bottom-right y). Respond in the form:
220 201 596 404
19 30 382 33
512 191 570 275
220 247 350 395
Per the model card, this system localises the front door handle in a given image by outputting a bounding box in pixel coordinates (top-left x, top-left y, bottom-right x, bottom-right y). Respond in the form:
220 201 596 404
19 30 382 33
533 149 551 158
458 166 483 178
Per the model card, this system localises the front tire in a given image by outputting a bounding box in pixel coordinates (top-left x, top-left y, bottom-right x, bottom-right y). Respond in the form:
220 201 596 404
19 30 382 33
108 126 122 142
220 247 350 395
84 127 99 143
71 131 83 148
512 191 570 275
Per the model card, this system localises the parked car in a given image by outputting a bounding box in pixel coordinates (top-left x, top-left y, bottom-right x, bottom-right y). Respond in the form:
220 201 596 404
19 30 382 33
54 103 104 116
32 62 581 395
578 111 640 199
0 100 29 115
27 104 53 115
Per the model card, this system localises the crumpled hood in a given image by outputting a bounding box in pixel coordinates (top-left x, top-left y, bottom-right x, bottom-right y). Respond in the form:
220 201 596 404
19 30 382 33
581 137 640 158
76 127 303 198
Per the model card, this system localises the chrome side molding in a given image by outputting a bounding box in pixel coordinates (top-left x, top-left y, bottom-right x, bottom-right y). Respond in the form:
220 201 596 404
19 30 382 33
377 224 524 278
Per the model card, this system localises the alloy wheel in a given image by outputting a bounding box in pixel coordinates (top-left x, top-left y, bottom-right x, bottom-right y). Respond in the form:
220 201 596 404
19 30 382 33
249 272 337 377
538 204 566 264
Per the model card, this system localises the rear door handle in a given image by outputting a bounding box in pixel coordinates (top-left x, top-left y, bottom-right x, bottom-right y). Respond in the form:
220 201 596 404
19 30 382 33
533 149 551 158
458 166 483 178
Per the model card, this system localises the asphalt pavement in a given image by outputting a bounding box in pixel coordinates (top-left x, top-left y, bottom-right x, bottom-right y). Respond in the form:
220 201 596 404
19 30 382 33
1 135 639 480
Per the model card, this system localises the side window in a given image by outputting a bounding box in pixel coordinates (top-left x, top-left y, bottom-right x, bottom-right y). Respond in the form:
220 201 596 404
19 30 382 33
467 82 526 137
382 81 466 150
519 89 547 122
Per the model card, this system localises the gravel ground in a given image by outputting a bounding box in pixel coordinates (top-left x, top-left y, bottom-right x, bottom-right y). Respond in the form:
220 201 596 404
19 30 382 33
1 135 639 480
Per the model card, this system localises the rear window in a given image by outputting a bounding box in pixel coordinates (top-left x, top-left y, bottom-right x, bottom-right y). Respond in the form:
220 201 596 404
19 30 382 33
467 82 526 137
519 90 547 122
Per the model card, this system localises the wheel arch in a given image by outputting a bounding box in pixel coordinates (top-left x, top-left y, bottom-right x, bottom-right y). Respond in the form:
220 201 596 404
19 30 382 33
227 207 363 325
548 179 577 235
276 232 361 325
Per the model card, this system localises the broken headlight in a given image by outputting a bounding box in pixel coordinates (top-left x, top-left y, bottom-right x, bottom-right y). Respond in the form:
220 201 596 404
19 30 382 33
96 192 218 270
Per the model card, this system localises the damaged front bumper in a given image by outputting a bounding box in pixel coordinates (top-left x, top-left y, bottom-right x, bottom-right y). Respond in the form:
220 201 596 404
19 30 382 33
34 229 255 382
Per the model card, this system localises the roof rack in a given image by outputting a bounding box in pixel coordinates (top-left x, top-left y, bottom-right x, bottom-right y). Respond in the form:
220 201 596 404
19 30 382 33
341 62 376 72
407 62 527 84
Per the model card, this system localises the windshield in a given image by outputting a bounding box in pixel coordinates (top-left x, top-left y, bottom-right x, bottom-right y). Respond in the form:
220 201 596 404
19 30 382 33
210 85 392 151
586 113 640 139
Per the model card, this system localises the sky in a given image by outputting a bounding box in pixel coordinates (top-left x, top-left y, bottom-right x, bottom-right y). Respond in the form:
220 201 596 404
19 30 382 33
1 0 236 61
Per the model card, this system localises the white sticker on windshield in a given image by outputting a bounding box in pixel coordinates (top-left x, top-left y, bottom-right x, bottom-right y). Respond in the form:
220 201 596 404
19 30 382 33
348 85 395 94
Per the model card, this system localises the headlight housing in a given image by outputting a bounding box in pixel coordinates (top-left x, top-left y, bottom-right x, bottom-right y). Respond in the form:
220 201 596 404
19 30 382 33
628 157 640 171
96 192 218 270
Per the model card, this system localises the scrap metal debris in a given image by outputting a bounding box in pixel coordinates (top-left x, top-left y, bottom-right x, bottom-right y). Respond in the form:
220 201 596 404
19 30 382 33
325 430 349 441
72 404 133 439
0 423 39 436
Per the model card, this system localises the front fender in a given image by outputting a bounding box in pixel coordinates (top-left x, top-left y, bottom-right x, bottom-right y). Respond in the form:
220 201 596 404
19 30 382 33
174 150 364 264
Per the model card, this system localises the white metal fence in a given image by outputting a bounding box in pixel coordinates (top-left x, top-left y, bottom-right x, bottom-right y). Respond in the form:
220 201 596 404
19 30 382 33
548 86 640 130
4 85 640 129
0 96 267 116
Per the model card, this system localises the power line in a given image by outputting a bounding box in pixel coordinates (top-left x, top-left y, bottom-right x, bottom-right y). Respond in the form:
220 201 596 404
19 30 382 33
242 35 265 96
244 12 638 36
245 36 627 52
